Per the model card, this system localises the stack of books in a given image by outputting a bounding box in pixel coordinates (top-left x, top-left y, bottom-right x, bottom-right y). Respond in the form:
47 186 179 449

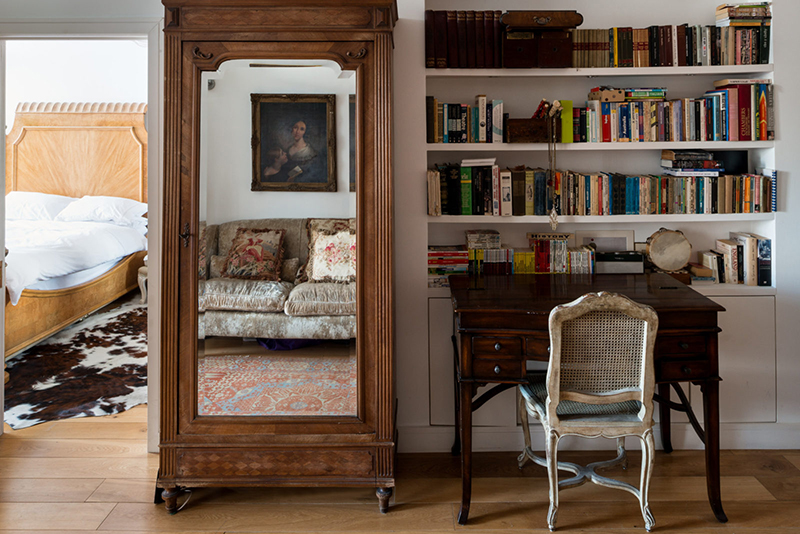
465 229 501 249
716 2 771 25
428 245 469 288
661 150 723 177
699 231 772 286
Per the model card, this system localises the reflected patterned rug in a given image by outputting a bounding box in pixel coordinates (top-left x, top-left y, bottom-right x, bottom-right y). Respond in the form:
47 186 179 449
198 352 356 416
4 300 147 430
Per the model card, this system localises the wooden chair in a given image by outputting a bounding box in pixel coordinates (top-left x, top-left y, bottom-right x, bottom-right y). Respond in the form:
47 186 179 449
518 291 659 531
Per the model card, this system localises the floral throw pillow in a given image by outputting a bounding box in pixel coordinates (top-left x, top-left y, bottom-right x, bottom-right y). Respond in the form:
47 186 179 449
222 227 285 281
302 218 356 282
198 222 208 280
308 231 356 283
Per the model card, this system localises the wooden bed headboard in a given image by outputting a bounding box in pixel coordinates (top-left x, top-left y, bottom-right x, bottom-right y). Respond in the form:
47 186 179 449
5 102 148 202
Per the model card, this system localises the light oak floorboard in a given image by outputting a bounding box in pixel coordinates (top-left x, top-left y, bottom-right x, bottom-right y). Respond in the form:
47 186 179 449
0 503 115 530
396 475 773 504
0 456 158 479
0 439 148 458
1 421 147 440
88 479 160 503
2 410 800 532
100 503 456 532
0 478 102 503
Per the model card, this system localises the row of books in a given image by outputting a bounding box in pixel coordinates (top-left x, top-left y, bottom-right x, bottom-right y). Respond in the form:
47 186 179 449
575 81 773 143
572 24 770 69
697 231 772 286
427 164 776 217
426 80 774 144
424 10 503 69
425 95 505 144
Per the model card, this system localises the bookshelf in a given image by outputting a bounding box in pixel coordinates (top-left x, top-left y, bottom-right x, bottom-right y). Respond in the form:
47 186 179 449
393 0 794 454
426 64 774 77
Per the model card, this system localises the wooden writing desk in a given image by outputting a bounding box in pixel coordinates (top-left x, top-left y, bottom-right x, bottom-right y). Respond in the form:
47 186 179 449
449 273 727 525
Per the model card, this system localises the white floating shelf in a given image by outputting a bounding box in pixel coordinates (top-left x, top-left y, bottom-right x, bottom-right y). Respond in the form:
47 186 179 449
426 64 774 78
426 141 775 152
428 214 774 224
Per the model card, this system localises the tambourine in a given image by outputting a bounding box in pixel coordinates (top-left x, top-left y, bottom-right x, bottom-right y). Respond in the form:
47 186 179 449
645 228 691 272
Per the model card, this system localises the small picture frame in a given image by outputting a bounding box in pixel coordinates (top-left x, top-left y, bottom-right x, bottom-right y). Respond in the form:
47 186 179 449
575 230 635 253
251 93 336 192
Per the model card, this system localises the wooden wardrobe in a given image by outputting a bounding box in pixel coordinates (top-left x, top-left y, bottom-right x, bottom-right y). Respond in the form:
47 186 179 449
158 0 396 513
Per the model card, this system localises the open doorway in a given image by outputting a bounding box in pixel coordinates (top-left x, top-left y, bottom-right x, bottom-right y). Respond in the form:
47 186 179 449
3 39 150 431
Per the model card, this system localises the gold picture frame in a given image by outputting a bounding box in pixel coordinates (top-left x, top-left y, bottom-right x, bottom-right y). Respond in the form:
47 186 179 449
251 93 336 192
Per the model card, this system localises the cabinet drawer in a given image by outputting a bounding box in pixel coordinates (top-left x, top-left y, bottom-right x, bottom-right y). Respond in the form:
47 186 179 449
472 336 522 358
656 335 707 357
472 358 525 380
525 336 550 360
658 359 714 382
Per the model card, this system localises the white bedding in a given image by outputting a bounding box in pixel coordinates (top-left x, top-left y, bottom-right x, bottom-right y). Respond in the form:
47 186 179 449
5 220 147 305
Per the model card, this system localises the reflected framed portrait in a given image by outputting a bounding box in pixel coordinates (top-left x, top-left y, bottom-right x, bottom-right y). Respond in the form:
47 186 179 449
251 93 336 192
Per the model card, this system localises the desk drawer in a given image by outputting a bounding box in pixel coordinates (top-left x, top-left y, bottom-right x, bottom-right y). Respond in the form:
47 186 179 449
525 336 550 360
656 335 707 357
658 359 714 381
473 336 522 358
472 358 525 380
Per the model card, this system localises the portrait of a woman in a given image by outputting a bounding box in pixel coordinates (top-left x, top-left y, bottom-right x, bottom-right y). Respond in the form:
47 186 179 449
251 93 336 192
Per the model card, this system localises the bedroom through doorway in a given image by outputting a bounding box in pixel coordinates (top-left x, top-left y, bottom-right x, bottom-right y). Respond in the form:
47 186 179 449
3 38 150 431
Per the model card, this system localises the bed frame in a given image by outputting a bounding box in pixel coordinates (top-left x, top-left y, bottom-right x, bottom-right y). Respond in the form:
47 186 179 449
4 102 148 381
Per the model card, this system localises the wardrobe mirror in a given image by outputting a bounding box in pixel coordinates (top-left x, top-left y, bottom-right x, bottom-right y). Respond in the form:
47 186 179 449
196 58 358 418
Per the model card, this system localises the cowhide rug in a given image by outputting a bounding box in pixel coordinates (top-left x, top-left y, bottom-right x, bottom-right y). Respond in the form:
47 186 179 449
4 299 147 430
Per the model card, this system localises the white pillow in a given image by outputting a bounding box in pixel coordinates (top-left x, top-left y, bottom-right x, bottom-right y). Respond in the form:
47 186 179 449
6 191 77 220
55 195 148 226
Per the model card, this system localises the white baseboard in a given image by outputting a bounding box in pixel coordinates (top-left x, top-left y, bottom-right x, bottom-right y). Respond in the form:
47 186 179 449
397 422 800 453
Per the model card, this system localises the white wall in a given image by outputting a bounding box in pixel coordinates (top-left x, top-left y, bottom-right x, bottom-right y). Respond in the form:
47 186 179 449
394 0 800 452
200 60 356 224
5 39 148 132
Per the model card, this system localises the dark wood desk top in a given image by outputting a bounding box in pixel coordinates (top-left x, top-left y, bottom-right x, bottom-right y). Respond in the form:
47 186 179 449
449 273 725 331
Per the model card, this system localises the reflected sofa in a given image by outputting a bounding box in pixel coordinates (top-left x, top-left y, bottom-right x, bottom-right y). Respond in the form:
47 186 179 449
198 218 356 340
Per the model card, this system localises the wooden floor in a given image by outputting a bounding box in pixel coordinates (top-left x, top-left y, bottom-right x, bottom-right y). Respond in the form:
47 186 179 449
2 406 800 532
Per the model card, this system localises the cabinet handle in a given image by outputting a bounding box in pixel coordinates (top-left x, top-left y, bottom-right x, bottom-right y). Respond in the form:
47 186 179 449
681 366 692 375
494 365 501 375
494 342 502 351
179 223 191 248
679 342 689 350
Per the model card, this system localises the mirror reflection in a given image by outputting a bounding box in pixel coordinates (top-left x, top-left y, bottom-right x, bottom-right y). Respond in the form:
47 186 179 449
196 59 357 418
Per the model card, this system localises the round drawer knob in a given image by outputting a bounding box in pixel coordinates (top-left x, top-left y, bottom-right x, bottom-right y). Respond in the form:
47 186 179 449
682 366 692 375
547 346 551 353
494 365 501 375
679 342 689 350
494 342 502 351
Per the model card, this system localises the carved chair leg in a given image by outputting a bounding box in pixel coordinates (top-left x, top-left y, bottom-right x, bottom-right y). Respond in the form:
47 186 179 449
640 431 656 532
376 486 393 514
545 430 560 531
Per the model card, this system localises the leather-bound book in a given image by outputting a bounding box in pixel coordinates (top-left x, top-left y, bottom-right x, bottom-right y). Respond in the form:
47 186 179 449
425 10 435 68
456 11 467 68
446 11 458 68
474 11 485 68
433 11 448 68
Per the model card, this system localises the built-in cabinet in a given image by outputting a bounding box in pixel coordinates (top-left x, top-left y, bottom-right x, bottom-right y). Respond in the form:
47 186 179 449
158 0 397 512
420 0 778 446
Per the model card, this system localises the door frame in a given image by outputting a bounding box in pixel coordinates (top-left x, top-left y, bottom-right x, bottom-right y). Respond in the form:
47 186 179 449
0 16 163 453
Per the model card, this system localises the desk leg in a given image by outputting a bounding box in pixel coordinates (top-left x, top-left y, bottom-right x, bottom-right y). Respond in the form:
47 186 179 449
457 381 473 525
702 379 728 523
658 383 673 453
451 336 461 456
